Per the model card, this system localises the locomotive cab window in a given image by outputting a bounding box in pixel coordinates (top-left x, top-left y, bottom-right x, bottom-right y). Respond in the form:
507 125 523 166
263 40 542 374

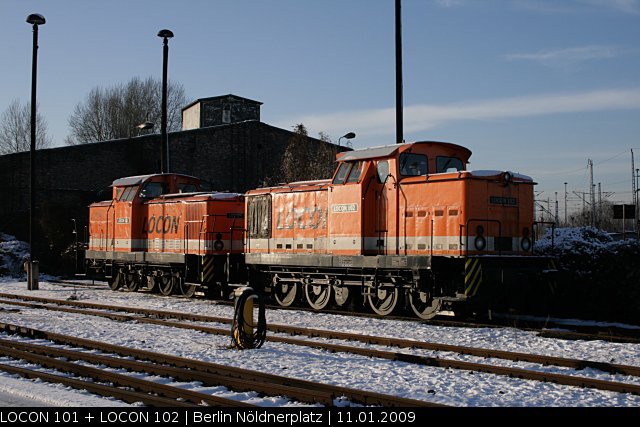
346 161 364 183
139 182 166 199
178 183 198 193
332 162 351 185
119 186 139 202
436 156 464 173
399 153 428 176
376 161 389 183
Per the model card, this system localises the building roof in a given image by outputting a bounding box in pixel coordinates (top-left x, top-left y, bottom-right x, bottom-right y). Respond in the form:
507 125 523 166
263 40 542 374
182 94 263 112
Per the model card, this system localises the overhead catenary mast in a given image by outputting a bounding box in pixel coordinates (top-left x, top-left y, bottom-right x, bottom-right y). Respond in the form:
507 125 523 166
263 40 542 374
588 159 595 226
632 149 637 232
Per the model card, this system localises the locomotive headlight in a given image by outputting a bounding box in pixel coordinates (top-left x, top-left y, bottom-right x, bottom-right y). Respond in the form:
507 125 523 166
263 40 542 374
474 224 486 250
521 237 531 251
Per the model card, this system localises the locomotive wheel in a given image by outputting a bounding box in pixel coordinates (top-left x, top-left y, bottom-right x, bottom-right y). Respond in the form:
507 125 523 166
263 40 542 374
304 283 332 310
108 270 124 291
273 282 298 307
333 286 350 307
158 275 175 296
367 285 399 316
409 289 442 320
178 282 197 298
124 272 141 292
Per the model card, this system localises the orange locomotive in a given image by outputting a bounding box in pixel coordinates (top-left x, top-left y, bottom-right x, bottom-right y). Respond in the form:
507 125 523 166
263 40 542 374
245 141 553 318
85 173 245 297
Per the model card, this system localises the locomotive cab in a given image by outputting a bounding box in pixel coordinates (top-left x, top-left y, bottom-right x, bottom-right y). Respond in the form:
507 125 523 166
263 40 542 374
88 174 202 253
329 141 472 256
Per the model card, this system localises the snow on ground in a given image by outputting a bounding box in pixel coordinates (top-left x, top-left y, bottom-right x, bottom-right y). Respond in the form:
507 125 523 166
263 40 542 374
1 277 640 407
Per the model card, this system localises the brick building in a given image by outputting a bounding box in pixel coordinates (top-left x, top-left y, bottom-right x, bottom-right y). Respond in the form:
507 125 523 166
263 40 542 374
0 95 342 272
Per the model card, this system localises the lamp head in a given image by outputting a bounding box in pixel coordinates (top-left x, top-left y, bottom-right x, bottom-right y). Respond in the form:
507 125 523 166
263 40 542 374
26 14 46 25
137 122 155 130
157 29 174 39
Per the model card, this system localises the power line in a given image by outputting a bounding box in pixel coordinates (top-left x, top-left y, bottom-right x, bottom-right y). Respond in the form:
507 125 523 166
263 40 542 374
593 149 629 166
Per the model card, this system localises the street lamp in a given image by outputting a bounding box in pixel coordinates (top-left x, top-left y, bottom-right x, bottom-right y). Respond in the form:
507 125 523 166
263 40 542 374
136 121 155 136
157 29 173 173
338 132 356 147
26 13 45 290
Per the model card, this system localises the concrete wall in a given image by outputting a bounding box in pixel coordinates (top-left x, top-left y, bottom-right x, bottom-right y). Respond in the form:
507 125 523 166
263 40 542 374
181 102 201 131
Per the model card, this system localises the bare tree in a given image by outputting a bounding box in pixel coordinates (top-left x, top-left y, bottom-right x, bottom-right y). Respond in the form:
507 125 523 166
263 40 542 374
0 99 52 155
65 76 187 145
281 124 338 183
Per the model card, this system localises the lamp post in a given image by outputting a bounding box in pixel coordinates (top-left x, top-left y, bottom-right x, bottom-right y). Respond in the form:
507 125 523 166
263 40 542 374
26 13 45 290
395 0 403 145
157 29 173 174
564 182 568 226
636 168 639 237
338 132 356 147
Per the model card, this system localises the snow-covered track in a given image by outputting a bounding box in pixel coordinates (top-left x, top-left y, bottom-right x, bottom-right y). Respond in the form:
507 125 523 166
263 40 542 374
0 322 436 407
45 279 640 343
3 289 640 344
0 340 240 407
1 294 640 397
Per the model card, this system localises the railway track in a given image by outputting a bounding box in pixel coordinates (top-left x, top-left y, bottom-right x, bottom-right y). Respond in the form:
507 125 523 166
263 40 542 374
0 322 437 407
46 278 640 343
1 292 640 398
0 341 251 407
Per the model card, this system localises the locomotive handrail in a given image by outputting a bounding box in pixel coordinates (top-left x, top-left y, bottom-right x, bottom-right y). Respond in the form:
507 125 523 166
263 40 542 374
462 218 503 256
105 201 114 253
431 219 435 257
184 214 239 255
183 219 204 255
532 221 556 253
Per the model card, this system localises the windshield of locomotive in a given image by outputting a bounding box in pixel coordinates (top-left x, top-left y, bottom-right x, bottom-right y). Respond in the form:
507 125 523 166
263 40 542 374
399 153 428 176
118 186 139 201
436 156 464 173
139 182 167 198
178 183 198 193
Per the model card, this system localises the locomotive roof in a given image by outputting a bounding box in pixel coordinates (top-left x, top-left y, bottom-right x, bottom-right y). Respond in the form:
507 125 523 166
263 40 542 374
111 173 199 187
337 141 472 162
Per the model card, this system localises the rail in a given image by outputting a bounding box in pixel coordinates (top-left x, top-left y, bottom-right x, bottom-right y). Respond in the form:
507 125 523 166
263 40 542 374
532 221 556 252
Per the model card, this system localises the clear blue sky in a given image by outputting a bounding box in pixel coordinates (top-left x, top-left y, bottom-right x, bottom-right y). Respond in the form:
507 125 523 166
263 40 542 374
2 0 640 215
